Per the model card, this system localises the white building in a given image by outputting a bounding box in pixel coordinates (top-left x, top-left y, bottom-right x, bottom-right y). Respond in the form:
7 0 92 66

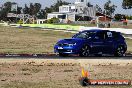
47 0 96 22
37 19 46 24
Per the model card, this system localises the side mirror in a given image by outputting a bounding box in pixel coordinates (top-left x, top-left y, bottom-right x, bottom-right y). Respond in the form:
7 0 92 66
72 33 79 38
72 35 76 38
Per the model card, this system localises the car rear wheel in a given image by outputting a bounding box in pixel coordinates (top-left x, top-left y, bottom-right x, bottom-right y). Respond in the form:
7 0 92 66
114 46 125 57
79 45 90 57
59 53 68 57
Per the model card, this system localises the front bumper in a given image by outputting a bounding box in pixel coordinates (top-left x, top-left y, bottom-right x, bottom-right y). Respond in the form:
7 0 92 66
54 46 79 54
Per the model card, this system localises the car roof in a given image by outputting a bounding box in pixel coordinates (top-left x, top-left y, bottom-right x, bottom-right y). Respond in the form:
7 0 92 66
82 29 119 33
82 29 104 32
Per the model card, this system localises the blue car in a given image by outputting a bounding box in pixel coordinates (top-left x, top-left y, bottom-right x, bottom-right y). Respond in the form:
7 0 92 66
54 29 127 57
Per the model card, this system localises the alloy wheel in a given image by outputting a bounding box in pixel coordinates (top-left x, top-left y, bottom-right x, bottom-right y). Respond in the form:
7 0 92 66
80 45 90 57
115 46 125 57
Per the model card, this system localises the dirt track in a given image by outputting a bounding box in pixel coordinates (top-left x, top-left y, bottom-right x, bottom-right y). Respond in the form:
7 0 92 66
0 59 132 88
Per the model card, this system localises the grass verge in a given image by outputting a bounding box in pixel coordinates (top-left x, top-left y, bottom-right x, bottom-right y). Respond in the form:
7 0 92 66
0 25 132 54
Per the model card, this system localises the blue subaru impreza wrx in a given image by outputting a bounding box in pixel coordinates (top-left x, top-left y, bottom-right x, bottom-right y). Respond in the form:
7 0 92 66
54 29 127 57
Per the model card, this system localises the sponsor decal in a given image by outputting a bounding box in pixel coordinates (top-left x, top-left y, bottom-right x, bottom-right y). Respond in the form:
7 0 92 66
79 68 131 86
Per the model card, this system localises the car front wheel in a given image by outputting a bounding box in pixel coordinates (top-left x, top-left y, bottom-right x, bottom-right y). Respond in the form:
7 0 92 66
79 45 90 57
114 46 125 57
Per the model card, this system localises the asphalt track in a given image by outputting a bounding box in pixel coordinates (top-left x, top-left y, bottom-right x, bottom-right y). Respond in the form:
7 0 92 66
0 54 132 59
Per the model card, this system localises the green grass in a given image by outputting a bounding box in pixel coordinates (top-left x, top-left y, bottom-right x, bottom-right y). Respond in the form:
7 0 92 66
37 23 132 29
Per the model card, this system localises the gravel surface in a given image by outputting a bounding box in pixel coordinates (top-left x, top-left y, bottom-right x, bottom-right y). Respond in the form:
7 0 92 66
0 59 132 88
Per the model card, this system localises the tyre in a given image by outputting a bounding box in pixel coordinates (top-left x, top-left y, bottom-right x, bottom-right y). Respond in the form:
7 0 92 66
114 46 125 57
79 45 90 57
59 53 68 57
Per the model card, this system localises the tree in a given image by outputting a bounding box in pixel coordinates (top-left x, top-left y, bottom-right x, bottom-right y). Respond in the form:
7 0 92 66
34 3 41 15
0 2 12 20
0 0 70 20
17 7 22 14
96 4 103 13
126 15 132 20
37 9 46 19
45 7 52 13
23 3 41 16
29 3 34 15
45 0 70 13
122 0 132 9
114 14 126 21
104 0 117 16
23 4 30 14
0 2 23 21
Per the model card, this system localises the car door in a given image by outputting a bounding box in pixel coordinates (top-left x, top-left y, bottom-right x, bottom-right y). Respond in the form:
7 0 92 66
91 31 105 54
103 31 115 54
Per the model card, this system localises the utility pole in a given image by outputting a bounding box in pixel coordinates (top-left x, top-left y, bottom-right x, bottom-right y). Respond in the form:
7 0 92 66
105 10 107 22
15 4 18 23
11 3 18 23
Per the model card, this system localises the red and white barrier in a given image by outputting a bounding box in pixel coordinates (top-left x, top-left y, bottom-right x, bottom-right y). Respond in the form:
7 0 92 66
0 54 56 57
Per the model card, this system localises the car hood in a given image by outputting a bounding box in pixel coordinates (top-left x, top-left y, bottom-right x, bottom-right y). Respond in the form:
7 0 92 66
57 38 86 44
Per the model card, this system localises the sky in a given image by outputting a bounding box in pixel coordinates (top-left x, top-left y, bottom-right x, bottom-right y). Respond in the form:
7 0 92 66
0 0 132 15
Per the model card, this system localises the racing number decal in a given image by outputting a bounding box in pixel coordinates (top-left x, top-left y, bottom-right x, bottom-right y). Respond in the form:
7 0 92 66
107 32 112 37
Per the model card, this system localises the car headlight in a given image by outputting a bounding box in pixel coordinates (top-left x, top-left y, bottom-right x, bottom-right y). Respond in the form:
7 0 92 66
68 43 77 46
55 42 59 46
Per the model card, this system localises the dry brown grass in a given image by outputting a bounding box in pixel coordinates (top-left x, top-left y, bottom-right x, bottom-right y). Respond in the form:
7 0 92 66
126 38 132 52
0 26 73 54
0 25 132 54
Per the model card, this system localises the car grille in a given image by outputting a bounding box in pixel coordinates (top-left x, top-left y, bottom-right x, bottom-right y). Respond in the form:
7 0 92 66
57 49 69 52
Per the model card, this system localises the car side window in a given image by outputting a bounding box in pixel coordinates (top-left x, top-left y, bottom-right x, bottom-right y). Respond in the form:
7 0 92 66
74 31 96 39
95 31 105 40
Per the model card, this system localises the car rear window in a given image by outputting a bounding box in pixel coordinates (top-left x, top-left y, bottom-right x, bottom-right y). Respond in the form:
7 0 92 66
112 32 120 40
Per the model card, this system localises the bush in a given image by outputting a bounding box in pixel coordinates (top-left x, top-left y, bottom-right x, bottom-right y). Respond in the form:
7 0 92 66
18 19 23 24
114 14 126 21
126 16 132 20
43 20 48 23
47 17 60 24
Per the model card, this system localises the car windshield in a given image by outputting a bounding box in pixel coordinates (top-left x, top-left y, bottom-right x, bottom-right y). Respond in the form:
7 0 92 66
73 31 96 39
